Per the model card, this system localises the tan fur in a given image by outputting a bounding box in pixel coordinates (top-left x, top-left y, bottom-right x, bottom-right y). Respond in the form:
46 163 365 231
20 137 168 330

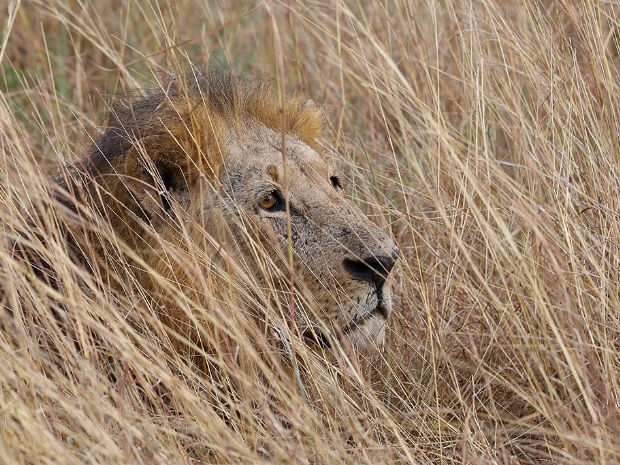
55 67 399 353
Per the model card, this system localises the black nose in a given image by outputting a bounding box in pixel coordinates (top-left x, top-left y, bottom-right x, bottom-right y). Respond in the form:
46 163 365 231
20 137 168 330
343 247 399 287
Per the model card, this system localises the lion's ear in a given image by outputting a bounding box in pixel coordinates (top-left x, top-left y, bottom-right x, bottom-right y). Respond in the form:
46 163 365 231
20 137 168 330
122 135 197 220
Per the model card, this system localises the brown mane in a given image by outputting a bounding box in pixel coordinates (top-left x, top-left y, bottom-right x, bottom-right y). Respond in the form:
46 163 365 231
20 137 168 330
87 67 327 179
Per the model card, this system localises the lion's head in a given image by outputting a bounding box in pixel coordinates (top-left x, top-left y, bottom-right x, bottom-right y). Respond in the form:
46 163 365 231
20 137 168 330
57 68 399 353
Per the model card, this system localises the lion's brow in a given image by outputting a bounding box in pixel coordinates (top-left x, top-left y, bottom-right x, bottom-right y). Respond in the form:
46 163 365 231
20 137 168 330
266 165 280 183
301 158 329 180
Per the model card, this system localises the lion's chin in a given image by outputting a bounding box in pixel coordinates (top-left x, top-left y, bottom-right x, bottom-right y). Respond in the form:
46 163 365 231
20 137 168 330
302 295 393 354
342 306 390 352
303 309 389 354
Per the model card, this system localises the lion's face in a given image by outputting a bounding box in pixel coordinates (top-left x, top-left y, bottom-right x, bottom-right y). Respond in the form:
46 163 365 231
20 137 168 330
208 125 399 351
79 70 399 354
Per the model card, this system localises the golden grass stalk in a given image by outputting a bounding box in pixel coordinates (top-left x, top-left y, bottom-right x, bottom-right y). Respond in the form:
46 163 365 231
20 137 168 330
1 0 620 463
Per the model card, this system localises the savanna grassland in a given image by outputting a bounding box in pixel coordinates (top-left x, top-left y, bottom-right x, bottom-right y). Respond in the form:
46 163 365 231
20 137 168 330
1 0 620 463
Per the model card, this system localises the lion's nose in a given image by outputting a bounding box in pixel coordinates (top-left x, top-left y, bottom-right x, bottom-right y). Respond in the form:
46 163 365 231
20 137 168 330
343 247 399 287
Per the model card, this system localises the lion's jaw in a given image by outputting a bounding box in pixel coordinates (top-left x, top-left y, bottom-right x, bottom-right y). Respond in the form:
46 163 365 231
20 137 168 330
209 125 399 353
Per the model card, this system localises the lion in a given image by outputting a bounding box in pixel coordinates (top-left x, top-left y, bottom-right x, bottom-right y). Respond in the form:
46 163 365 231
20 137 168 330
40 66 399 355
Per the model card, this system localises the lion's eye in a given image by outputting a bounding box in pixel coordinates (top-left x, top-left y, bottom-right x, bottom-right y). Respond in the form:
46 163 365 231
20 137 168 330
259 192 278 210
330 176 343 191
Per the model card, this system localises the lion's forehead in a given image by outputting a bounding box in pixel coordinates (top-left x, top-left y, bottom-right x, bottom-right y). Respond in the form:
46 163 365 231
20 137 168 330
225 126 329 182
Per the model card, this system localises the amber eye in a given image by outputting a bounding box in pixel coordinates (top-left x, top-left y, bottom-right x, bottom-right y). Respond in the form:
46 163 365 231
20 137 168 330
259 192 278 210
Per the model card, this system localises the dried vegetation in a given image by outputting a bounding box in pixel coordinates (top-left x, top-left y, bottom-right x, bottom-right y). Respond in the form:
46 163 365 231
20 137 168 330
1 0 620 463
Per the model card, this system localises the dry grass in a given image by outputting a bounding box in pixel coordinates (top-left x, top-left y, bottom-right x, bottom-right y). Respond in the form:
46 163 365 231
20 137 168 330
2 0 620 463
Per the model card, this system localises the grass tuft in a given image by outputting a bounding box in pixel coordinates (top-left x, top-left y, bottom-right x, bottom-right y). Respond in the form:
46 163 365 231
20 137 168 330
2 0 620 463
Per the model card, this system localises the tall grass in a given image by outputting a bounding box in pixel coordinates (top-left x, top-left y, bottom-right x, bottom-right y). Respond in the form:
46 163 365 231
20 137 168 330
1 0 620 463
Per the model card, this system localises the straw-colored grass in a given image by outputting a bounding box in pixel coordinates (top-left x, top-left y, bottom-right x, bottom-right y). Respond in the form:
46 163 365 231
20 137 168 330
2 0 620 463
